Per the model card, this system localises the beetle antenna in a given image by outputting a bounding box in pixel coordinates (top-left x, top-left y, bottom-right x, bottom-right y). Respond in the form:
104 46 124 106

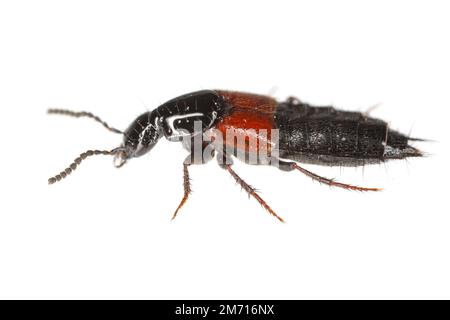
47 109 124 134
48 148 122 185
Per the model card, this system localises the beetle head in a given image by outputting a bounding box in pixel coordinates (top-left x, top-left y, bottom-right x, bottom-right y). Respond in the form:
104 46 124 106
114 111 162 167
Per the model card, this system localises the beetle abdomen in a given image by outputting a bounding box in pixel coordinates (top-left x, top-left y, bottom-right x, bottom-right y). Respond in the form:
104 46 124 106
279 119 385 157
275 102 422 166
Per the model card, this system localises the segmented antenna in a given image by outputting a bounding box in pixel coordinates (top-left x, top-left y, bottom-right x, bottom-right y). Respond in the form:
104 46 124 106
48 149 119 185
47 109 123 134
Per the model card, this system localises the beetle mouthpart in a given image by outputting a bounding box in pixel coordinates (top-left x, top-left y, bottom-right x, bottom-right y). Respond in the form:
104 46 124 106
113 150 128 168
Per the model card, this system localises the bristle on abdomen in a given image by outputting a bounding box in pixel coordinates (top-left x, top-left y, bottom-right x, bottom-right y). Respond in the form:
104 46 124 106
383 130 423 159
383 144 422 159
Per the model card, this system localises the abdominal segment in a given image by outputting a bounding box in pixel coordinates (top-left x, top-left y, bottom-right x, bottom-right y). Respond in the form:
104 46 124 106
275 104 422 166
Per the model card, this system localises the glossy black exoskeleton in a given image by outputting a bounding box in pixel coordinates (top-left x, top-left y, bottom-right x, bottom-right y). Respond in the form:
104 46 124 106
275 100 422 167
114 90 228 166
48 90 424 222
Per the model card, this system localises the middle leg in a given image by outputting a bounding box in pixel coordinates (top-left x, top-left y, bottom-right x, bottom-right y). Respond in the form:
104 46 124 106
218 153 284 222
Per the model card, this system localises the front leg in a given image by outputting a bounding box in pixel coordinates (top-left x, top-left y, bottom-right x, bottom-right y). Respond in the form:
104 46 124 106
171 157 192 220
171 140 215 220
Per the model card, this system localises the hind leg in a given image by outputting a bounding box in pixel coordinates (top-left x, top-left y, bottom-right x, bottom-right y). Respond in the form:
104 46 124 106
275 159 381 192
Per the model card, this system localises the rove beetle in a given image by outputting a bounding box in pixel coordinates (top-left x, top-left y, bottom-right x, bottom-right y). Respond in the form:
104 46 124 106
48 90 424 222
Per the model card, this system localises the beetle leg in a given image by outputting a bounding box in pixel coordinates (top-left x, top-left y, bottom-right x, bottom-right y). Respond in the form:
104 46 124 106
219 157 284 222
276 159 381 191
171 159 192 220
172 141 215 220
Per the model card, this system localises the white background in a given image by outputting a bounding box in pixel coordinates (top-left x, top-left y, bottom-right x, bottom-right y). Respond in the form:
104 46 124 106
0 0 449 299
